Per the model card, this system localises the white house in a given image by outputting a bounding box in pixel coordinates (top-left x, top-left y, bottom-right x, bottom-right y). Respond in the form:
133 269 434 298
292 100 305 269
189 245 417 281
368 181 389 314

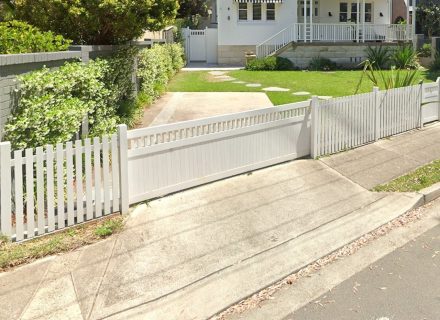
183 0 416 66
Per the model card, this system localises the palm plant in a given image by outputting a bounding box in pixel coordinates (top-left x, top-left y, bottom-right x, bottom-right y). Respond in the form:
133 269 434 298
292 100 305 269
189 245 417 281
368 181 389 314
365 46 391 69
391 45 419 69
355 60 420 93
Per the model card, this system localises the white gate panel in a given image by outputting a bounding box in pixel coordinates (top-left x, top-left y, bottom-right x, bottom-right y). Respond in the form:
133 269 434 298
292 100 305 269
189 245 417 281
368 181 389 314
422 81 440 124
127 102 311 204
189 30 207 62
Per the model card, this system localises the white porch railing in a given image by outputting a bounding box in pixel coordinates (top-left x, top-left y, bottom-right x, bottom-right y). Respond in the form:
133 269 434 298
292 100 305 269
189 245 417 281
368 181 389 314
256 23 414 58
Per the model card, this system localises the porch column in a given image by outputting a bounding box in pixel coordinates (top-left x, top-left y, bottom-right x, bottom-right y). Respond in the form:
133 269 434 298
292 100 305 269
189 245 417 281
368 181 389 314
310 0 313 42
356 0 360 43
304 0 307 41
412 0 417 45
362 0 365 43
406 0 410 39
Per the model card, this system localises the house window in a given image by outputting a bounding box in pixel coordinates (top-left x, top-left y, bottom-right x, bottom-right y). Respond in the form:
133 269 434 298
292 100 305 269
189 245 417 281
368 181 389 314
253 3 262 20
365 3 372 22
351 3 358 22
299 1 319 17
339 2 348 22
267 3 276 21
239 3 248 20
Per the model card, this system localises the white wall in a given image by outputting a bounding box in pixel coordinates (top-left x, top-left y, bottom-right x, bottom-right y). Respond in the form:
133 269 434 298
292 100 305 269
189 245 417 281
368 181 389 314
217 0 297 46
217 0 392 47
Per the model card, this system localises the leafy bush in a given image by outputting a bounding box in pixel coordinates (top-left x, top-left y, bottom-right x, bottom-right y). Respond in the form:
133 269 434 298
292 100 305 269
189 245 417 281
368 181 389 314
430 51 440 71
391 45 419 69
365 46 391 69
418 43 432 58
138 43 185 100
245 56 294 71
0 20 71 54
308 57 337 71
4 61 117 149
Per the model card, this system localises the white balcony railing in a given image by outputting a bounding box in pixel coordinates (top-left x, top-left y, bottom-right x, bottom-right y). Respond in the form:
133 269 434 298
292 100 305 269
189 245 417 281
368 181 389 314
256 23 414 58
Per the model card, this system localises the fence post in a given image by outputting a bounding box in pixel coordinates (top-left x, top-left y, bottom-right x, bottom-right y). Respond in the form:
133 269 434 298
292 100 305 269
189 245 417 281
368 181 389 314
373 87 380 141
310 96 319 159
118 125 129 214
437 77 440 122
0 142 12 237
419 83 424 128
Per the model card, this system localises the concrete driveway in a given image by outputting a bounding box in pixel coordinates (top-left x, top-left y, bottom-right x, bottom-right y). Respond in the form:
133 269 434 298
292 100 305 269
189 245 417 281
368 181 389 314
139 92 273 127
0 160 421 320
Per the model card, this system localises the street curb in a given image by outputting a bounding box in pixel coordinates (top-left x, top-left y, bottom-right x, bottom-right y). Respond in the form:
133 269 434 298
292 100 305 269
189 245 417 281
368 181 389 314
418 182 440 205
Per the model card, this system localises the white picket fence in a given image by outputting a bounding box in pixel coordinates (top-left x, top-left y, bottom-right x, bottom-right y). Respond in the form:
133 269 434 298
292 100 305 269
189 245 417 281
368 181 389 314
0 127 128 241
312 80 440 158
1 80 439 242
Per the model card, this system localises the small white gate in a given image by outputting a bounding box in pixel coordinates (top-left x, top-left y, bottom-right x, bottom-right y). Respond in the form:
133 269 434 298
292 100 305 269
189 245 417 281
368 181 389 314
182 28 218 64
189 29 207 62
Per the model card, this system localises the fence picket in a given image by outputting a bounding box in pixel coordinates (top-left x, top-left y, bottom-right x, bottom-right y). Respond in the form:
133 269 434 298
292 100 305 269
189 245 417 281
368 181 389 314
75 140 84 223
84 139 93 220
56 144 65 230
0 143 12 237
102 136 111 215
36 147 45 235
14 150 24 241
94 137 102 218
111 134 120 212
66 142 75 226
46 145 55 232
25 148 35 238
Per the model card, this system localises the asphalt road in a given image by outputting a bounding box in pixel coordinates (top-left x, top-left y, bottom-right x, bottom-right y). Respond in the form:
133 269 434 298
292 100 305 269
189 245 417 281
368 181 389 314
291 224 440 320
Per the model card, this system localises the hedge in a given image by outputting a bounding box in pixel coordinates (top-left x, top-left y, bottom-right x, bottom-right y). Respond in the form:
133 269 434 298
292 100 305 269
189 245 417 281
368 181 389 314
0 20 71 54
4 43 185 149
245 56 295 71
138 43 185 101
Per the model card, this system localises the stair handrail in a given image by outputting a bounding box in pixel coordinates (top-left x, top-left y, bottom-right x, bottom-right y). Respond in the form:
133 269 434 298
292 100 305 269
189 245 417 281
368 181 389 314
256 23 299 58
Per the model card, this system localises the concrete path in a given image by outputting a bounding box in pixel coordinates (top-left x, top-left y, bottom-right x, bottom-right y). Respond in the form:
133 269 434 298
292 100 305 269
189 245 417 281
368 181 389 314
140 92 273 127
0 160 422 320
321 123 440 189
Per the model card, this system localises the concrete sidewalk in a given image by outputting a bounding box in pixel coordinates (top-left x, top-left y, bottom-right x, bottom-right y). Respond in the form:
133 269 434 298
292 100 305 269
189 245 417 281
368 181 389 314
321 123 440 189
0 159 422 320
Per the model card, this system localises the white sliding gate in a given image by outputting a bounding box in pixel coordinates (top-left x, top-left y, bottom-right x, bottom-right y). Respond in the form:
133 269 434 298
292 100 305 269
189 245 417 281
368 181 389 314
127 102 311 203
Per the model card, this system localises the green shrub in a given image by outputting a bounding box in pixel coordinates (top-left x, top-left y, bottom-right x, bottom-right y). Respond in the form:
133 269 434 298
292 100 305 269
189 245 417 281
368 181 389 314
245 56 294 71
431 51 440 71
365 46 391 69
0 20 71 54
4 61 118 149
418 43 432 58
138 43 185 100
308 57 337 71
392 45 418 69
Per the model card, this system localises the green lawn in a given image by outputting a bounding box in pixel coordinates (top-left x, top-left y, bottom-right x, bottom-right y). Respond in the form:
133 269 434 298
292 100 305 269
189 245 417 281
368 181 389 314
168 70 438 105
374 159 440 192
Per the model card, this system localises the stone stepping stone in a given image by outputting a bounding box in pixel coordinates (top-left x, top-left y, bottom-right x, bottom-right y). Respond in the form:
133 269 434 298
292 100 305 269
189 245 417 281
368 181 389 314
209 71 227 76
233 81 247 84
262 87 290 92
318 96 333 100
214 75 236 82
293 91 311 96
246 83 262 87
